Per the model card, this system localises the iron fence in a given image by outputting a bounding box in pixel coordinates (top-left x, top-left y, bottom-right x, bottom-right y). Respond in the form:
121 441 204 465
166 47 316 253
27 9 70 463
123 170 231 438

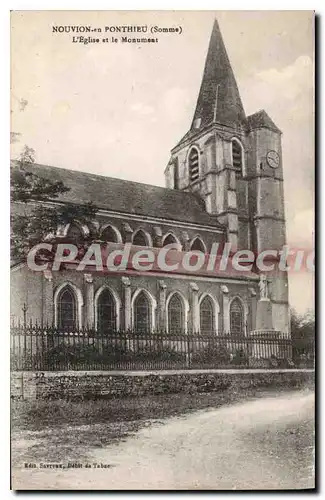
10 322 314 371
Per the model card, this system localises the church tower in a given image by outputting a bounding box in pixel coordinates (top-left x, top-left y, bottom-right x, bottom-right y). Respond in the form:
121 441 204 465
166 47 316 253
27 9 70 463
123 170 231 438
165 19 289 333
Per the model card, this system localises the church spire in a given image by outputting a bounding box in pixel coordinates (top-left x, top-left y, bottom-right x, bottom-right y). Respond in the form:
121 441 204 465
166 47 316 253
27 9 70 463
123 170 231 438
191 19 246 130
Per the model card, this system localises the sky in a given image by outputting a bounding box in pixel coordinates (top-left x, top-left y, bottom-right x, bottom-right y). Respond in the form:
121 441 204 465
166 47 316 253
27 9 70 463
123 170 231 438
10 10 314 314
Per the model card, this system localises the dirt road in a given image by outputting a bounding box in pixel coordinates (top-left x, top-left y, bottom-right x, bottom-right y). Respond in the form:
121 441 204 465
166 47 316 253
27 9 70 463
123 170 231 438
12 390 314 490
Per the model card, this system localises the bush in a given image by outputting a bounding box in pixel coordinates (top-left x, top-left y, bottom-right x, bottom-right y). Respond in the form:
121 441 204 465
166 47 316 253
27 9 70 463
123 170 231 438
248 356 295 369
11 349 37 370
191 344 231 366
31 342 133 369
277 357 295 369
231 348 248 366
30 341 187 369
136 344 186 363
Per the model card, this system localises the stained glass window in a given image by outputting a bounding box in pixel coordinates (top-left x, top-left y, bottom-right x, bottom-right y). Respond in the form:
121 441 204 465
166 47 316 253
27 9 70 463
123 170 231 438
200 296 214 334
230 298 244 335
134 292 150 332
168 294 184 333
58 287 76 329
133 230 148 247
101 226 119 243
98 289 116 332
190 237 205 252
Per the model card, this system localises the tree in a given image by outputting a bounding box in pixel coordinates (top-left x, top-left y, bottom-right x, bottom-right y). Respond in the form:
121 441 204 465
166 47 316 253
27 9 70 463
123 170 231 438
290 308 315 365
290 308 315 341
11 146 97 261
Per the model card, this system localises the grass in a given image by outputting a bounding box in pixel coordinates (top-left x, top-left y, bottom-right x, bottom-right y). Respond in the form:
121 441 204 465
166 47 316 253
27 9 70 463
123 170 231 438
11 388 270 430
11 387 308 467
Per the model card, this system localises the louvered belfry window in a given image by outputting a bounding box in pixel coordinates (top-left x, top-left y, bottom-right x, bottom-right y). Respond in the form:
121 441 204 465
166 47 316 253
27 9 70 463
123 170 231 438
189 147 200 182
232 140 242 172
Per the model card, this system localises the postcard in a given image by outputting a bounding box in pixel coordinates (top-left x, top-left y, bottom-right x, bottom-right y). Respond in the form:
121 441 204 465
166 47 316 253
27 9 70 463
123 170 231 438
10 10 314 490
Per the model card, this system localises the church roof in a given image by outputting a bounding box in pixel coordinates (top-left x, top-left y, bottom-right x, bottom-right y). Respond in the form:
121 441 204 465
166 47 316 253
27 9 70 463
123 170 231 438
12 162 225 229
247 109 282 133
191 19 246 131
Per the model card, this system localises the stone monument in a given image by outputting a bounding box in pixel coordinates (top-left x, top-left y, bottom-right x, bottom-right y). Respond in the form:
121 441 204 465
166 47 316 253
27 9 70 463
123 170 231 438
255 274 273 330
250 274 283 362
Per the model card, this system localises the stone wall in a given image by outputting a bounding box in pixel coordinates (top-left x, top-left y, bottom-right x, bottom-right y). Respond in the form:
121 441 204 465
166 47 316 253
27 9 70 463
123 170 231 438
11 369 314 400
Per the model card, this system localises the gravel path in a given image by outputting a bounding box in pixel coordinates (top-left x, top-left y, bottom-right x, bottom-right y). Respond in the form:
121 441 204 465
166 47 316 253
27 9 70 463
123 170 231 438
12 390 314 490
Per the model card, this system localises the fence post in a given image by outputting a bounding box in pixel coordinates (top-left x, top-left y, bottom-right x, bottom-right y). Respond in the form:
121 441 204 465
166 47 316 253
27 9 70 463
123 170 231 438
22 303 28 370
186 332 191 369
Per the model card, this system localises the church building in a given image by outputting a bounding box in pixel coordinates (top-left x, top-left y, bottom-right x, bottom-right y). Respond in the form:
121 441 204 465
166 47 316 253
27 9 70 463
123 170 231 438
11 20 290 336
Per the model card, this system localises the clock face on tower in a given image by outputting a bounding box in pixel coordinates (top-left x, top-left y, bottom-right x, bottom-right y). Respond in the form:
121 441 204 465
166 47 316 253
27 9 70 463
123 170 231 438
266 150 280 169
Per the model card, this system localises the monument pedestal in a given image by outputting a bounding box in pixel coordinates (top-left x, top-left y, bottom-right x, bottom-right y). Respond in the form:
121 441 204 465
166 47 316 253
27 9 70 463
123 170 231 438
256 298 273 330
249 329 281 360
248 278 291 365
249 298 291 363
250 298 278 362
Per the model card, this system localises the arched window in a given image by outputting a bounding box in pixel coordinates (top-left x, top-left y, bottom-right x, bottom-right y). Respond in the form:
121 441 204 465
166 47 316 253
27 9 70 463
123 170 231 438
133 230 148 247
230 298 244 335
134 292 150 332
162 233 178 247
101 225 120 243
97 289 116 332
58 286 76 329
190 237 205 253
188 147 200 182
168 294 184 334
67 222 84 243
232 139 243 173
200 296 214 334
